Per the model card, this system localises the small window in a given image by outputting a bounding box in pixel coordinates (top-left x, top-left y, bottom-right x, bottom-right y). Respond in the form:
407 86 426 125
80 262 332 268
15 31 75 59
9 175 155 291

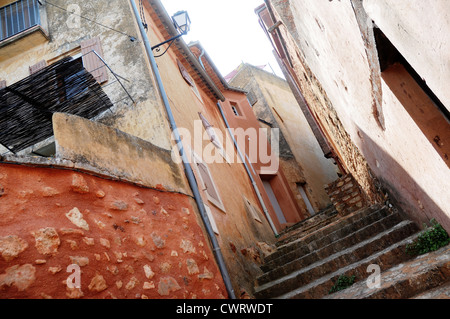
64 57 88 100
177 59 203 102
191 151 226 212
230 102 242 117
244 197 263 223
199 112 231 163
177 59 195 87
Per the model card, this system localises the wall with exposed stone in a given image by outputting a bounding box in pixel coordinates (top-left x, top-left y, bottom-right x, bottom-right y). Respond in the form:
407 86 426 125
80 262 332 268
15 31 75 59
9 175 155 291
229 64 338 212
0 162 226 299
325 174 368 217
0 0 173 155
266 0 450 231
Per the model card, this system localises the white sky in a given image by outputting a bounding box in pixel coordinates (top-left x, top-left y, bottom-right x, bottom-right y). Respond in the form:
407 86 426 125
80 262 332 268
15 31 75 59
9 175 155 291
160 0 284 79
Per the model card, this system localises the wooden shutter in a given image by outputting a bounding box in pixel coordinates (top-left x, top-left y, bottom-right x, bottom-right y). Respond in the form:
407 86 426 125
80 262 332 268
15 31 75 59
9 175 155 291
177 59 194 87
204 205 219 235
29 60 47 75
0 80 6 89
245 199 263 223
81 37 108 84
196 162 221 203
258 8 287 60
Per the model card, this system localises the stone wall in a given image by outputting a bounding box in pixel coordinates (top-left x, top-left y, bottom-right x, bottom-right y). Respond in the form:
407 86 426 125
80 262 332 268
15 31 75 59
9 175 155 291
325 174 368 216
229 64 339 212
265 0 450 233
0 162 226 299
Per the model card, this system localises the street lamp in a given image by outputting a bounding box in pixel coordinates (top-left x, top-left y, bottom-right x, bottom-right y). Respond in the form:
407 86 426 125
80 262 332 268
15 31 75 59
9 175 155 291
172 10 191 34
151 10 191 56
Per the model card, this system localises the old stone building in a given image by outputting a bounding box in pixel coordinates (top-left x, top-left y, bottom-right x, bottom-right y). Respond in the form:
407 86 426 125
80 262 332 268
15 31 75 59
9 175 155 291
257 0 450 233
226 62 340 215
0 0 307 299
250 0 450 299
190 42 307 230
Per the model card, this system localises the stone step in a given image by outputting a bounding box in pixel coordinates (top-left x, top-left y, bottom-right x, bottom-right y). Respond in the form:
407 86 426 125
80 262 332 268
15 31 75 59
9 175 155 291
275 206 382 248
264 206 392 266
323 245 450 299
412 281 450 299
258 211 405 284
275 206 338 244
273 232 421 299
254 220 419 299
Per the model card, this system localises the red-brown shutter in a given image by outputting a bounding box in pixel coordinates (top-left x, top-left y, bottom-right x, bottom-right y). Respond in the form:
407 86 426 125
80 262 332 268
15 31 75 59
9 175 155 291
29 60 47 75
0 80 6 89
258 7 287 60
177 59 194 87
81 37 108 84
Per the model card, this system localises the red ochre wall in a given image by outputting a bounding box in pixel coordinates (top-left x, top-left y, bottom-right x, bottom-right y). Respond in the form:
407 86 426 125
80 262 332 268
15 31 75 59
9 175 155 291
0 163 226 299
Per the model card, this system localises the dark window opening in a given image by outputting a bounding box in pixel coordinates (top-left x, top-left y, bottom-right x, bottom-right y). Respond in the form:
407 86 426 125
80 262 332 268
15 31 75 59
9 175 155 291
374 27 450 166
230 102 241 117
374 27 450 122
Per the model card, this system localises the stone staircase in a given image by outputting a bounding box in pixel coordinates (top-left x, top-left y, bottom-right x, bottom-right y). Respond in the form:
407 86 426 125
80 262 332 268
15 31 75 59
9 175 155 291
254 204 450 299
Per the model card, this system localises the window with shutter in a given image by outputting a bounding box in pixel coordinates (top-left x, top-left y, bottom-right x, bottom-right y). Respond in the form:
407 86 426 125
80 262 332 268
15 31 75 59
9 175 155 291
204 205 220 235
191 150 226 212
177 59 194 87
198 112 231 163
244 197 263 223
29 60 47 75
81 37 108 84
197 162 221 201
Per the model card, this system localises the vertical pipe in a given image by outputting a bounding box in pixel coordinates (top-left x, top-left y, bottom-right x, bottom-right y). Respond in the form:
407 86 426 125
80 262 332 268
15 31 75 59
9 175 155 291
195 47 278 236
129 0 236 299
216 101 279 237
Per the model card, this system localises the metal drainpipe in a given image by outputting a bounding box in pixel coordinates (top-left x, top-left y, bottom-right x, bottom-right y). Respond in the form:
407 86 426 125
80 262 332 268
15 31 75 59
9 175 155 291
216 101 279 237
129 0 236 299
198 47 206 69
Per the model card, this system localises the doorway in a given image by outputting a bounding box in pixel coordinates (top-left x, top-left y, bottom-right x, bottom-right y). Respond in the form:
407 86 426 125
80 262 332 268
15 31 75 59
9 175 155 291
262 180 287 225
297 183 316 216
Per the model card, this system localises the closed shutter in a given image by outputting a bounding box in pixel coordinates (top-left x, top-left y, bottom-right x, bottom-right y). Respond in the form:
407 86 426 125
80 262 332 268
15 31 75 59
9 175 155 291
258 8 287 60
247 90 258 106
204 205 219 235
245 199 263 223
29 60 47 75
81 37 108 84
177 59 194 87
199 112 217 143
0 80 6 89
196 162 221 204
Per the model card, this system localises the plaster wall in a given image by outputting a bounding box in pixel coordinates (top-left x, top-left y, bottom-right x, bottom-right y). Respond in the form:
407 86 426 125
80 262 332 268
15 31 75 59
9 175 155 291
230 65 337 211
143 10 278 297
268 0 450 230
0 162 226 299
0 0 172 151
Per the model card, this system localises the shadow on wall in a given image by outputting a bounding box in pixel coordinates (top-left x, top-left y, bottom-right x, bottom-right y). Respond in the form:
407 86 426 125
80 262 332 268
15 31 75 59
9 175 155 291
357 128 450 233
